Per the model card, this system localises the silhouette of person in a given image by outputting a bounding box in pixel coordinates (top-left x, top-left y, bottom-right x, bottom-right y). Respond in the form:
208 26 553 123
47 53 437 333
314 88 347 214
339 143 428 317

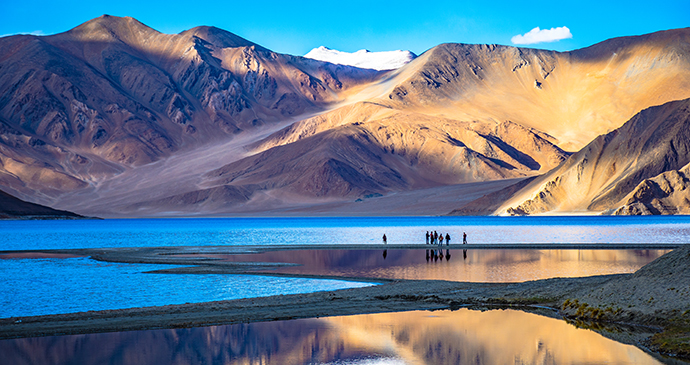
383 234 387 244
426 249 430 262
382 249 387 259
463 232 467 244
446 233 451 245
426 231 430 244
439 234 444 245
446 249 451 260
463 249 467 260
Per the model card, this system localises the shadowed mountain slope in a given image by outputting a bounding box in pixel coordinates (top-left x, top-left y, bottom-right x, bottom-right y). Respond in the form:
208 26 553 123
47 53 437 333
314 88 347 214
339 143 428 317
614 163 690 215
493 98 690 215
0 188 83 219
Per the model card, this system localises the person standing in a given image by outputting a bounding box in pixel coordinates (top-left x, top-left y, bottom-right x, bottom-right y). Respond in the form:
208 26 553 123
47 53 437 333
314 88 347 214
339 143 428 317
383 233 387 244
463 232 467 244
445 233 451 245
426 231 430 244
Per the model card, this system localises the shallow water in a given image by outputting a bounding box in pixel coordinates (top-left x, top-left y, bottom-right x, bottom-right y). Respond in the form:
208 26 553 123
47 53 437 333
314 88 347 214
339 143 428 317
0 308 664 365
0 257 373 318
221 248 670 282
0 248 669 319
1 216 690 251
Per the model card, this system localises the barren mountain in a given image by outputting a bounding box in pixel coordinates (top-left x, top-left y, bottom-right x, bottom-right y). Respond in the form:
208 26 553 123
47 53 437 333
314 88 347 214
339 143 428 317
0 15 380 204
365 29 690 151
1 17 689 216
494 98 690 215
188 106 568 206
164 29 690 217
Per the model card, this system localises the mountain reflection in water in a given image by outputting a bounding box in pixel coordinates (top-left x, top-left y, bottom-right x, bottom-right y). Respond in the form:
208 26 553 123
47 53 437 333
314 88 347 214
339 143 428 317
0 309 662 365
210 249 669 282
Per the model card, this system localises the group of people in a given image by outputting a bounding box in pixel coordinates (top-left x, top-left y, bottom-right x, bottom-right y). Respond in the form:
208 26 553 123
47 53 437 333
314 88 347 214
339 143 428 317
426 231 450 245
380 231 467 244
426 231 467 245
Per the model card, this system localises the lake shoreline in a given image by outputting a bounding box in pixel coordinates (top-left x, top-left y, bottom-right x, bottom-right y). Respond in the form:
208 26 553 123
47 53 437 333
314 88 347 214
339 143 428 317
1 245 689 361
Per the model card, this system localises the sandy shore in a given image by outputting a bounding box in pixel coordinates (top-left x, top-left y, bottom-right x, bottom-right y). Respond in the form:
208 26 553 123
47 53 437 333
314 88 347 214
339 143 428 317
1 244 689 360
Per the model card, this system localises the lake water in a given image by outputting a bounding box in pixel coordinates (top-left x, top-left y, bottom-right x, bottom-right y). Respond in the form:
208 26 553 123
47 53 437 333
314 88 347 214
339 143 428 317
0 308 664 365
0 257 373 318
0 248 669 318
0 216 687 319
218 248 670 282
1 216 690 251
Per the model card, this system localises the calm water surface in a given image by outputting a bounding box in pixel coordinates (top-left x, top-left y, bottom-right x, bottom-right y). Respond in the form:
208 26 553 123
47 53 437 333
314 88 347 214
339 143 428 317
0 308 664 365
0 257 373 318
223 248 670 282
0 217 686 318
1 216 690 251
0 248 669 318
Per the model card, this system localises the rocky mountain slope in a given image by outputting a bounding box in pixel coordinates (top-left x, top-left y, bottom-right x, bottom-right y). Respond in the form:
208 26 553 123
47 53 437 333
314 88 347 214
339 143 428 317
367 29 690 151
1 17 689 216
0 15 380 204
494 98 690 215
614 163 690 215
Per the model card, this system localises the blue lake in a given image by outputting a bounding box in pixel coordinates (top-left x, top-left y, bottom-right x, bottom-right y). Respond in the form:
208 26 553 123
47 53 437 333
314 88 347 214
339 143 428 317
0 257 373 318
1 216 690 251
1 216 689 319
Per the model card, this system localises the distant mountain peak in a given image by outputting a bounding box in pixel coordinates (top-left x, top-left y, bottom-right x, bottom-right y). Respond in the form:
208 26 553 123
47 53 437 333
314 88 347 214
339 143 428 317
64 14 160 41
304 46 416 70
181 25 263 50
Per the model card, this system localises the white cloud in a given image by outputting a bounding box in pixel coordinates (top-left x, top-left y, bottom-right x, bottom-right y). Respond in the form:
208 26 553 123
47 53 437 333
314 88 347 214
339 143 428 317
511 26 572 45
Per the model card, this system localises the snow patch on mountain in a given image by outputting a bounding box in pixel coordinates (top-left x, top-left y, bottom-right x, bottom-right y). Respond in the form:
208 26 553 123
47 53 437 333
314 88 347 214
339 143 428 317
304 46 416 71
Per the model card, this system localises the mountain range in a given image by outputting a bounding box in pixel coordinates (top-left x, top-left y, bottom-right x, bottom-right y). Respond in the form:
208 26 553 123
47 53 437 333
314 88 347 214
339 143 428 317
1 15 689 217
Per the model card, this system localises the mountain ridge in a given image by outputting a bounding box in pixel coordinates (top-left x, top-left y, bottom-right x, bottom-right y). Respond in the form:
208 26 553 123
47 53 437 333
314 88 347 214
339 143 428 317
1 17 690 216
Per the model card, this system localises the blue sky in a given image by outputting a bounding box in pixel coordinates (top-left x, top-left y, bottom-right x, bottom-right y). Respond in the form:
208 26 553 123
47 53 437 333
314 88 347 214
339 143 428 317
1 0 688 56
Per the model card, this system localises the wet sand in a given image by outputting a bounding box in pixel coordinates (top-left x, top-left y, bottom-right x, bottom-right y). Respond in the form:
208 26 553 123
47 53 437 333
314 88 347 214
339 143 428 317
1 244 688 360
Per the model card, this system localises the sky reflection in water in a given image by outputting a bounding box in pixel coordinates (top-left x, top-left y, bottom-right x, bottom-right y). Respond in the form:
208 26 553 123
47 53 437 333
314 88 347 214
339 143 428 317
0 257 373 318
214 248 670 282
0 309 663 365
